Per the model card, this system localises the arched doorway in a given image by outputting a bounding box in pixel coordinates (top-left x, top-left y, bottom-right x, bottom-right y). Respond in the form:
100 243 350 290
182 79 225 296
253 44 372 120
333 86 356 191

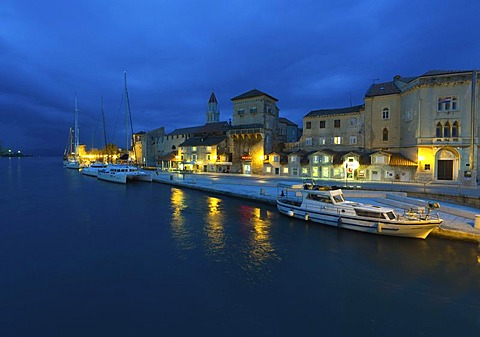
436 148 459 181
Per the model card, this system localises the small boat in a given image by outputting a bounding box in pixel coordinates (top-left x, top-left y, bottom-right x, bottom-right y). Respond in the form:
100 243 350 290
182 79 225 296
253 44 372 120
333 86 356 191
97 164 152 184
81 162 108 177
276 184 442 239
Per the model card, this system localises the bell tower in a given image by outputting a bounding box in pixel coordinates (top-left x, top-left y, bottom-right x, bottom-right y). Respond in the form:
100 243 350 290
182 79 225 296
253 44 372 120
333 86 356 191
206 91 220 123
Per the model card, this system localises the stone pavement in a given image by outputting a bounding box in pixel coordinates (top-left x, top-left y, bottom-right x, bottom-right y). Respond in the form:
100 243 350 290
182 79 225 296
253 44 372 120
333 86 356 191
151 171 480 242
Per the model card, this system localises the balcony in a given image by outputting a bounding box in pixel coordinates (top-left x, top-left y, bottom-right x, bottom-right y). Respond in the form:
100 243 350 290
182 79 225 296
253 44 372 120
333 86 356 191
417 137 467 145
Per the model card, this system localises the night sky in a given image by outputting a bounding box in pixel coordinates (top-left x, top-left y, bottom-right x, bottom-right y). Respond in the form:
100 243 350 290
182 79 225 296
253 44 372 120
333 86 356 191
1 0 480 155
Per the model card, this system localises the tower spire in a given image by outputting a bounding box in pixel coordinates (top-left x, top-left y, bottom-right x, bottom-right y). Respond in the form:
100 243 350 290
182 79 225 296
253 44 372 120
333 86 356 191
206 91 220 123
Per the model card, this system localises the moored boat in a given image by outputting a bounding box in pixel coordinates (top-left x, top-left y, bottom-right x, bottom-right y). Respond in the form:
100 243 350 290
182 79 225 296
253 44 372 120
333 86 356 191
276 184 442 239
81 162 109 177
97 164 152 184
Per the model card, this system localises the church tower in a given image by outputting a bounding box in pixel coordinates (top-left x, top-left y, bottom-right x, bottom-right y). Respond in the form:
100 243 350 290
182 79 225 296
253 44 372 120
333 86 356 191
206 91 220 123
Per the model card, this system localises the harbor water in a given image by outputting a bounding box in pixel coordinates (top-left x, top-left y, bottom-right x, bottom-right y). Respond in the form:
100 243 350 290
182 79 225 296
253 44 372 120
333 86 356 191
1 157 480 336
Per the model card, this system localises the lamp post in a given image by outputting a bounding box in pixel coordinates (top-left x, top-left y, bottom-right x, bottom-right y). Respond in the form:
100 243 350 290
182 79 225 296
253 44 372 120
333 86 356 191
345 162 348 187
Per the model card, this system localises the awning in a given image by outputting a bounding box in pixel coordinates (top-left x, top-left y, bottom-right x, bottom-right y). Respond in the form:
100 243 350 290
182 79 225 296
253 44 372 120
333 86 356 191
215 162 232 165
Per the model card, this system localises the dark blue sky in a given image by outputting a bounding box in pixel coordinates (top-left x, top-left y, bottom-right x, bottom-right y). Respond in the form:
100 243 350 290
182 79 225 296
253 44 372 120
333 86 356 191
1 0 479 155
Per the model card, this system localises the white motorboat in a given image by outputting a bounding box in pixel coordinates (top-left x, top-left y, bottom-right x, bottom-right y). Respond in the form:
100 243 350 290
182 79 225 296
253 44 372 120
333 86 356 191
81 162 108 177
276 184 442 239
97 164 152 184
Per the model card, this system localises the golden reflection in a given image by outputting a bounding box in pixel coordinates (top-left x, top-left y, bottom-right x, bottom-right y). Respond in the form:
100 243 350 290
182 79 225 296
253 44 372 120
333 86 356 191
243 206 276 265
205 197 225 254
170 188 193 251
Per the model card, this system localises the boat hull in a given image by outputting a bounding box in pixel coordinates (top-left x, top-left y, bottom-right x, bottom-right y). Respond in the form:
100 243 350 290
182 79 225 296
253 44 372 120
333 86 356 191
97 170 152 184
277 200 441 239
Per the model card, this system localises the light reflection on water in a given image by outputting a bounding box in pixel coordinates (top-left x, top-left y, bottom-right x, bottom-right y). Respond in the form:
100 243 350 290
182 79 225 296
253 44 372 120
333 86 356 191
204 196 226 257
169 188 279 281
169 188 194 254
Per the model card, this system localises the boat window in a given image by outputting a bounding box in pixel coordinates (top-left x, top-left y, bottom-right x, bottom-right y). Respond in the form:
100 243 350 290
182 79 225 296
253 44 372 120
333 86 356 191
354 209 385 219
333 195 344 203
308 194 331 203
385 211 396 220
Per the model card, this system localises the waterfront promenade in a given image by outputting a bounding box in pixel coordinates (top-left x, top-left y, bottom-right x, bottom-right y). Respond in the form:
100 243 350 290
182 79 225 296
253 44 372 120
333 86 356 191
151 171 480 243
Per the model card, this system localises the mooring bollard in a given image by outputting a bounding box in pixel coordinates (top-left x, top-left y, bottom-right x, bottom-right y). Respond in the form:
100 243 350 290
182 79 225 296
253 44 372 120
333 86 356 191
475 215 480 229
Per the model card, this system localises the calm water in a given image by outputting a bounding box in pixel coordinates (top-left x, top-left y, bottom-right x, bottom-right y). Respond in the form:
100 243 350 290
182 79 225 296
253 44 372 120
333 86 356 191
1 157 480 337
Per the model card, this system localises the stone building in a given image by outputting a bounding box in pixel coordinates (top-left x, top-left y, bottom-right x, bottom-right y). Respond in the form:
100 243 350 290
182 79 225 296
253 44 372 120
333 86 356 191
364 69 479 184
228 89 280 174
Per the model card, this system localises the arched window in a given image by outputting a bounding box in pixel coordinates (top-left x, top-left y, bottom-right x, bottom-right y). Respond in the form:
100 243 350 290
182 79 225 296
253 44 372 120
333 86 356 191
382 108 389 119
452 121 459 137
444 122 451 137
436 122 443 137
382 127 389 141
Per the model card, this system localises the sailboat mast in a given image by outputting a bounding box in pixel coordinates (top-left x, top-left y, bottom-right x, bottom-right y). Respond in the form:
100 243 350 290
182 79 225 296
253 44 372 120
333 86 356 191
101 96 107 148
74 94 79 156
124 71 137 164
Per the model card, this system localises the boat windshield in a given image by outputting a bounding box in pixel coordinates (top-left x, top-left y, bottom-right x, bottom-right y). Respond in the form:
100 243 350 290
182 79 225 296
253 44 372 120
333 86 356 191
332 195 344 203
386 211 396 220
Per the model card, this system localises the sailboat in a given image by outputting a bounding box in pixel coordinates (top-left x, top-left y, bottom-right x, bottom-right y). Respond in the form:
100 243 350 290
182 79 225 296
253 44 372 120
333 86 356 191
63 95 85 169
97 72 152 183
81 97 109 177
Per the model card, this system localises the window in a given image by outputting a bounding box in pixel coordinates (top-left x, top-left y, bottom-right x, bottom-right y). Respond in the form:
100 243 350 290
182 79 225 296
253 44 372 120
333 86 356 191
323 156 330 163
333 136 342 144
382 108 390 119
192 146 197 152
283 167 289 174
436 122 443 137
305 137 312 146
207 154 211 161
266 167 271 173
206 146 212 152
238 109 245 115
306 121 312 129
350 118 357 127
452 121 459 137
443 121 451 137
382 127 389 141
404 110 412 121
424 164 431 170
250 107 257 114
375 156 386 164
319 120 326 128
313 156 319 164
438 96 458 112
349 136 357 144
192 154 197 161
334 120 340 128
319 137 326 145
273 155 279 162
290 156 297 162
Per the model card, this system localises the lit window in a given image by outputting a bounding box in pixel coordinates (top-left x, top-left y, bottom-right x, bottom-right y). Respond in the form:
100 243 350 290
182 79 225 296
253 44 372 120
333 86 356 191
313 156 319 164
333 136 342 144
266 166 271 173
319 137 326 145
291 156 297 162
192 147 197 152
